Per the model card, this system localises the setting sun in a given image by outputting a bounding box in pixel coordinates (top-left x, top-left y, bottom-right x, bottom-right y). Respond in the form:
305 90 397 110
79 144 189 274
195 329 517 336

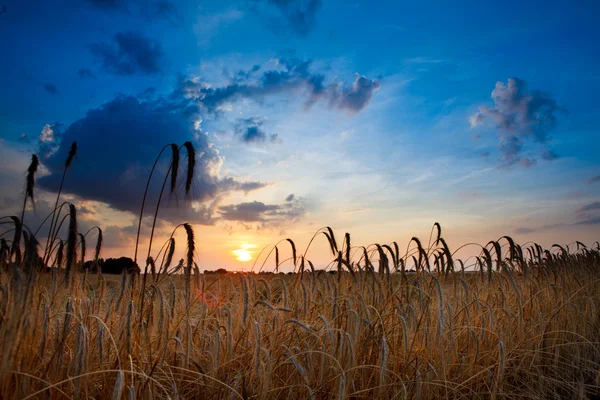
232 243 256 262
233 248 252 262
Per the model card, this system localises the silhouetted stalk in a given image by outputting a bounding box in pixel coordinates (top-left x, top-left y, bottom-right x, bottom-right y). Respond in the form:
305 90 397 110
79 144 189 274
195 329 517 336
64 204 77 287
139 142 194 324
145 142 195 262
78 226 102 273
12 155 39 265
133 143 177 265
43 142 77 266
42 206 72 268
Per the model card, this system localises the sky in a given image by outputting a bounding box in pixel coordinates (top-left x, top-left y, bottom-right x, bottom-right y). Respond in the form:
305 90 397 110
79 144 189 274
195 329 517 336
0 0 599 271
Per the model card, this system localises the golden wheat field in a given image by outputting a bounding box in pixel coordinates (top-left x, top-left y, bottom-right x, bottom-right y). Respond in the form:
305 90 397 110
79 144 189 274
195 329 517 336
1 234 600 399
1 147 599 399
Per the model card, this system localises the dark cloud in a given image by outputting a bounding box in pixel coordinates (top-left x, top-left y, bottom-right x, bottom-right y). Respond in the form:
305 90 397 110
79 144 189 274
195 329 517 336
90 32 163 76
219 201 280 222
176 57 380 115
217 177 268 193
218 197 305 227
138 87 156 99
44 83 58 95
234 117 279 144
470 78 564 167
285 193 294 202
254 0 322 36
77 68 96 80
37 95 264 224
229 64 261 83
587 175 600 184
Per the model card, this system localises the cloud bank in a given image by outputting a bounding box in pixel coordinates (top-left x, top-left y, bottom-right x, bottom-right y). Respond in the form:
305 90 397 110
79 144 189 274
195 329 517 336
176 57 380 115
37 95 265 224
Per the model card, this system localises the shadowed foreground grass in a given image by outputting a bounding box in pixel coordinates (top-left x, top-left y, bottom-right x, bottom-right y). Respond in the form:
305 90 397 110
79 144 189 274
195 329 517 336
1 239 599 399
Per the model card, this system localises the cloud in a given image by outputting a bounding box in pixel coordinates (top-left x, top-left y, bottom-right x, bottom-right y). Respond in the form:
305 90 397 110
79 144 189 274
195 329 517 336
470 78 564 167
44 83 58 95
37 95 265 224
577 201 600 214
254 0 322 36
219 201 280 222
38 123 63 158
515 227 536 234
176 57 380 115
234 117 279 144
90 32 163 76
575 216 600 225
218 197 305 227
574 201 600 226
77 68 96 80
328 75 381 113
587 175 600 184
285 193 294 202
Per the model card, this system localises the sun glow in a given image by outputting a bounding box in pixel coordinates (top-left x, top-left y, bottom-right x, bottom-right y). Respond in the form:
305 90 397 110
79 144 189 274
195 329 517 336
232 243 256 262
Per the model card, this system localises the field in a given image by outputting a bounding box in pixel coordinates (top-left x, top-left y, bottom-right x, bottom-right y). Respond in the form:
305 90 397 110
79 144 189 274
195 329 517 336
1 148 599 399
1 234 600 399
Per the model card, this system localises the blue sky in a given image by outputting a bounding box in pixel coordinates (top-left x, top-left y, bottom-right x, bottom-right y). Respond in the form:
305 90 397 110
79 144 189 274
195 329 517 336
1 0 599 269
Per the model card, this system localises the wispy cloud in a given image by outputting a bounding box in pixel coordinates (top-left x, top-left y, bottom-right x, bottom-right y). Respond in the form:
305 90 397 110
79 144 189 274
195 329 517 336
587 175 600 184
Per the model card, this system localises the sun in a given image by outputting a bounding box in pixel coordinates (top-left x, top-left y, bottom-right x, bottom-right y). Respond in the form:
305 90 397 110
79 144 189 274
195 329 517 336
233 248 252 262
232 243 256 262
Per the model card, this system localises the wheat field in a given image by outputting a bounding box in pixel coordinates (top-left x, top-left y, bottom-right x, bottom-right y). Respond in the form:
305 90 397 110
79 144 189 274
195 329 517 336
1 147 599 399
1 233 599 399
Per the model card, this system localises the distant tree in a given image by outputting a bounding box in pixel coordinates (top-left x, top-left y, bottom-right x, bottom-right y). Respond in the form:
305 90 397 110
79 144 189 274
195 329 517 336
83 257 139 274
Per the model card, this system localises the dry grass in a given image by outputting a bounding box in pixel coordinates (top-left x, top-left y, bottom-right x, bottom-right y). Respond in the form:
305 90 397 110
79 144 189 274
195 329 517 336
0 240 599 399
